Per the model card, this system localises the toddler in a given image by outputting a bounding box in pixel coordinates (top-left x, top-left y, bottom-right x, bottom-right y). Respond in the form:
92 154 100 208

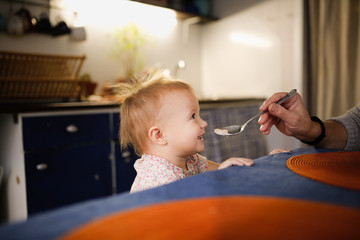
118 72 254 193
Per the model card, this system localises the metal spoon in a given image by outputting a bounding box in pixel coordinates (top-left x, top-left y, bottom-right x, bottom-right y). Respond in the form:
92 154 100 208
214 89 297 136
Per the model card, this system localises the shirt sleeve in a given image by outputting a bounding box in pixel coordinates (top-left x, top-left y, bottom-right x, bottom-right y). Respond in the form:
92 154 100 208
329 104 360 150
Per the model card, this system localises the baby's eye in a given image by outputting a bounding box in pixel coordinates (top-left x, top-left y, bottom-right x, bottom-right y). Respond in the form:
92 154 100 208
191 114 196 119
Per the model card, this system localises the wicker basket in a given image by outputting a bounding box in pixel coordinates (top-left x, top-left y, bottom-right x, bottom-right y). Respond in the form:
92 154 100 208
0 51 86 100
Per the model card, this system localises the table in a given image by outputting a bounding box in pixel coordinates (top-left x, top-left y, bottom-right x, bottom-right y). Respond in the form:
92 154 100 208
0 147 360 239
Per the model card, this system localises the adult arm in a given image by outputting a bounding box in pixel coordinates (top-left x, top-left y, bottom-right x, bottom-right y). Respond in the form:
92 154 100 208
329 104 360 150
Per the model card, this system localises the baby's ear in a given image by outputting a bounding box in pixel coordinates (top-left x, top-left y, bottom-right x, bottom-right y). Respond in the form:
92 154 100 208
148 126 167 145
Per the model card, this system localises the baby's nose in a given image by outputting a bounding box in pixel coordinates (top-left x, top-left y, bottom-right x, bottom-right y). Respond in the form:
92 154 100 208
201 119 208 128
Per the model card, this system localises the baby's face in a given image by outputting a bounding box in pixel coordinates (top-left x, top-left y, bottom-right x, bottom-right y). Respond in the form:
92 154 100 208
159 89 208 156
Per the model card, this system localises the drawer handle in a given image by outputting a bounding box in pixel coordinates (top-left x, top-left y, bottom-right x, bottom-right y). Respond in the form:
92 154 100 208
121 151 131 158
66 124 79 133
36 163 48 171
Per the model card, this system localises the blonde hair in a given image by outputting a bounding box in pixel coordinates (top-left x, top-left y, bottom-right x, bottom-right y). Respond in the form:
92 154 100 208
118 72 194 155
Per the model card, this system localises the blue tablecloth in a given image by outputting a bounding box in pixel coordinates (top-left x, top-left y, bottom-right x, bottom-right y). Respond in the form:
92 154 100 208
1 147 360 239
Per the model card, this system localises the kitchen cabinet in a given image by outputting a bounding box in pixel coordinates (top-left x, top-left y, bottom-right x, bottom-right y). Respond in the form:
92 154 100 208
114 143 137 193
24 143 112 214
0 108 138 221
112 113 137 193
22 113 114 215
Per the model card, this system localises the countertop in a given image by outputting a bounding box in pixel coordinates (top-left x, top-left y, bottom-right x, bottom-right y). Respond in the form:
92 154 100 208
0 98 265 114
0 101 120 114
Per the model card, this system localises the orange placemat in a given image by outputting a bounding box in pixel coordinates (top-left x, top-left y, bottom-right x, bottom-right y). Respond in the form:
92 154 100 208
287 151 360 191
60 196 360 240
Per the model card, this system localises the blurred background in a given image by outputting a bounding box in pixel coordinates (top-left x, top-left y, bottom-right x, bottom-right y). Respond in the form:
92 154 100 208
0 0 359 151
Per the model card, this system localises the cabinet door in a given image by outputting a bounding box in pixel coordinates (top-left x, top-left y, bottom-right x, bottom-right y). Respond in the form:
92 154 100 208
22 114 110 150
25 143 112 215
112 112 121 141
112 113 138 193
114 144 137 193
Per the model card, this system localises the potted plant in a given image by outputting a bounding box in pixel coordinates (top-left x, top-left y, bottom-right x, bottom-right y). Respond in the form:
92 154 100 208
100 22 149 102
112 22 148 78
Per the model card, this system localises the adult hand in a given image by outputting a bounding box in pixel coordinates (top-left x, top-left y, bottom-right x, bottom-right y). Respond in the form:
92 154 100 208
258 91 319 142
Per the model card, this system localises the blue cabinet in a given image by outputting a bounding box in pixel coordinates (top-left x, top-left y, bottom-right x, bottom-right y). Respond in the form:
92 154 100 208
114 143 137 193
24 143 112 214
112 113 138 193
22 114 110 149
22 112 137 215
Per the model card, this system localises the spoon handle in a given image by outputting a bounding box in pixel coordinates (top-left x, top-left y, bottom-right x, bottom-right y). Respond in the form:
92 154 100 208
245 89 297 126
276 89 297 105
241 90 297 132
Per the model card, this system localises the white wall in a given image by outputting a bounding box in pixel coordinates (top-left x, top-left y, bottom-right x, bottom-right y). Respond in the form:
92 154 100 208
0 115 28 222
200 0 303 150
201 0 303 99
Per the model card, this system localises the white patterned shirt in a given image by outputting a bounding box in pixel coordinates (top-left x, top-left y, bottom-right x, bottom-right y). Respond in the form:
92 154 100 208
130 153 208 193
